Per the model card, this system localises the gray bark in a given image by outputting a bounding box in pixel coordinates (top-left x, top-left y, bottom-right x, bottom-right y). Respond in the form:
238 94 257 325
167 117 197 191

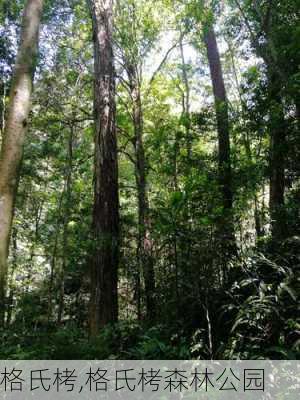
0 0 44 325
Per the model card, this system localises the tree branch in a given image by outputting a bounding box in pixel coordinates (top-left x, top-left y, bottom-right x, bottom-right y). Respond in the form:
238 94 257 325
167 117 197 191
146 41 180 93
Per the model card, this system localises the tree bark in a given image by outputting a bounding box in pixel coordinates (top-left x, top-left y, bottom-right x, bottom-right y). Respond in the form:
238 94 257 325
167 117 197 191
127 64 156 321
179 34 192 161
0 81 7 139
203 24 236 261
89 0 119 335
6 226 17 327
57 123 74 325
268 71 287 241
0 0 44 326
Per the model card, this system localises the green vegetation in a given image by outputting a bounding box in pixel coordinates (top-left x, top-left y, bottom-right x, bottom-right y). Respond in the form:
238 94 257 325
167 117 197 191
0 0 299 360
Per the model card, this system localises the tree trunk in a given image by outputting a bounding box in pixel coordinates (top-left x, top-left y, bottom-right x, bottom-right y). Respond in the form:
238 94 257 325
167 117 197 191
47 188 64 323
0 80 7 139
0 0 44 326
89 0 119 335
268 71 286 241
173 131 180 316
57 123 74 325
203 24 236 261
179 34 192 161
6 226 17 327
254 195 264 240
127 64 156 321
179 34 193 268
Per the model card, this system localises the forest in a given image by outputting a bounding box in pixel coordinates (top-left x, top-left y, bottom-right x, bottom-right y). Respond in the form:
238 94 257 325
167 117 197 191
0 0 299 360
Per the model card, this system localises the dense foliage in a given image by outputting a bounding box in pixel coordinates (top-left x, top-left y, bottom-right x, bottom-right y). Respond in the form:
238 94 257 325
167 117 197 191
0 0 299 359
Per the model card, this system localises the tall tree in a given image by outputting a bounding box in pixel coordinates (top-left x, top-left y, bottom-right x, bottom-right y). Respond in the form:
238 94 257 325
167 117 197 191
128 62 156 320
116 0 160 320
89 0 119 334
203 17 236 263
231 0 297 240
179 33 192 162
204 18 236 262
268 72 286 240
0 0 44 326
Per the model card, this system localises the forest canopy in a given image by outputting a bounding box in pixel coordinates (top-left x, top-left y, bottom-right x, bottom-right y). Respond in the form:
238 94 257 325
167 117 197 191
0 0 299 360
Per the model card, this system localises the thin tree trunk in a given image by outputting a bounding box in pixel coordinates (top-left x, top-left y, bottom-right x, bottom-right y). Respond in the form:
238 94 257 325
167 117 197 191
254 195 263 240
0 0 44 326
0 81 7 139
89 0 119 335
6 226 17 327
173 131 180 316
57 124 74 325
135 256 142 320
179 34 193 266
268 72 286 240
203 24 236 262
47 187 64 323
179 34 192 161
127 64 156 321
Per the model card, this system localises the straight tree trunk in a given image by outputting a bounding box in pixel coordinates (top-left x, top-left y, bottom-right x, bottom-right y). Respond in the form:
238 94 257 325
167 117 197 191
57 123 74 325
6 226 17 327
89 0 119 335
127 64 156 321
179 34 193 266
173 130 180 316
0 81 7 138
0 0 44 326
203 24 236 261
179 34 192 161
254 195 264 240
268 71 287 240
47 188 64 323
